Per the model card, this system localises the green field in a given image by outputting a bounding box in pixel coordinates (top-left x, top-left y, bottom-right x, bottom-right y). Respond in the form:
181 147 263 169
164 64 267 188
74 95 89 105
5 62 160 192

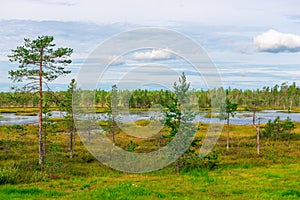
1 119 300 199
1 163 300 200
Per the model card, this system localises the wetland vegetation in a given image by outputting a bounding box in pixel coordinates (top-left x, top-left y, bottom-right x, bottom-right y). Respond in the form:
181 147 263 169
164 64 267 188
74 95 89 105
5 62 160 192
1 35 300 199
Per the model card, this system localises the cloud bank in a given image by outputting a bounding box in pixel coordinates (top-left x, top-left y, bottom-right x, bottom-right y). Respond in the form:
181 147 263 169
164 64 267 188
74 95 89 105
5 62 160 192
131 49 176 60
254 29 300 53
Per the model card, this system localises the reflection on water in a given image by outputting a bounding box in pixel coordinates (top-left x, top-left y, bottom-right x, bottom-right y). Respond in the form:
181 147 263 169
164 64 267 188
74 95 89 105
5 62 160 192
0 111 67 125
1 110 300 125
197 110 300 125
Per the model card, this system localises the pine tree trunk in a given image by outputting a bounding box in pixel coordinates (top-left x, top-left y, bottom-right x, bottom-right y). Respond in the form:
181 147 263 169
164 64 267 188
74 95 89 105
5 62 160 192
112 131 115 145
38 52 43 165
70 131 73 158
176 157 180 174
73 132 76 145
158 135 161 152
256 129 260 155
88 124 91 142
112 117 115 145
70 118 73 158
257 118 260 155
226 114 230 150
44 115 47 159
252 109 256 125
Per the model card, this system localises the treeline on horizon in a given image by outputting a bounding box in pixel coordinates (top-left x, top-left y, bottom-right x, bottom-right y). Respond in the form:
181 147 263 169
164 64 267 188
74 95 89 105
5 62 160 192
0 82 299 110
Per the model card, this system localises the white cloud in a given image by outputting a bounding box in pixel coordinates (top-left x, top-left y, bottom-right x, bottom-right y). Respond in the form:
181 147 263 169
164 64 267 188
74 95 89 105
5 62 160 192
131 49 176 60
27 0 77 6
254 29 300 53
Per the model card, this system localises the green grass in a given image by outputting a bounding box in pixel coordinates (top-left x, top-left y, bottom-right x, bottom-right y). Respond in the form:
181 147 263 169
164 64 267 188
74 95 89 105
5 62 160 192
15 112 37 116
0 186 64 199
0 107 60 114
0 163 299 199
0 118 300 199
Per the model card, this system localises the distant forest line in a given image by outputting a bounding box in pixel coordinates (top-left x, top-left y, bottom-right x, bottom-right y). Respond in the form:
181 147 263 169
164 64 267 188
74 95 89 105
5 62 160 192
1 82 300 111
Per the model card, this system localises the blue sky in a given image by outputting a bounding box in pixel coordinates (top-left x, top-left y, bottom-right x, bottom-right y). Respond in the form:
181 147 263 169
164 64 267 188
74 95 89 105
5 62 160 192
0 0 300 91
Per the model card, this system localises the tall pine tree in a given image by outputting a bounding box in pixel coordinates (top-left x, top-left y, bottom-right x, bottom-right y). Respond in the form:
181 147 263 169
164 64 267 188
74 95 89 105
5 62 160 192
8 36 73 165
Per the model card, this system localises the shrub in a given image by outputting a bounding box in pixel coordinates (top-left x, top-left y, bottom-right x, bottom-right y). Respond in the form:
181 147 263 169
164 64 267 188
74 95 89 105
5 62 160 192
0 162 45 185
126 140 137 152
181 150 219 172
261 116 296 139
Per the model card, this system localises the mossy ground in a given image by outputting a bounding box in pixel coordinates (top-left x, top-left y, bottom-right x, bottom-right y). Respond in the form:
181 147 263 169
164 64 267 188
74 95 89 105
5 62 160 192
0 118 300 199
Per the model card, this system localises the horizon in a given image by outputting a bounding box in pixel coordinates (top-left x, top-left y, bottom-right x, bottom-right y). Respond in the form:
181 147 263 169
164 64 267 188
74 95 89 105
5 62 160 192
0 80 297 93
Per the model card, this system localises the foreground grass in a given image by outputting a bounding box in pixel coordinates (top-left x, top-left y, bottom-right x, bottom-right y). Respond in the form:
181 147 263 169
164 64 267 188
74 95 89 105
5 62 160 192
1 163 300 200
0 120 300 199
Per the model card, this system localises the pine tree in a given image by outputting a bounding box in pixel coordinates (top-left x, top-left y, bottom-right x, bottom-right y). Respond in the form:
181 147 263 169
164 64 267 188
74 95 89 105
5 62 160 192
8 36 73 165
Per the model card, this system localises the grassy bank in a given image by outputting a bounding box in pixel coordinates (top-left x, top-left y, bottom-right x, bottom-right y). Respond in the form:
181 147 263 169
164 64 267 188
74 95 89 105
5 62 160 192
0 107 61 115
1 106 300 115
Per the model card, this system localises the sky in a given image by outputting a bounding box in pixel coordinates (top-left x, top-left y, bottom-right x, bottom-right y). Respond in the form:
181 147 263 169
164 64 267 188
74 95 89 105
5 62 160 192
0 0 300 91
